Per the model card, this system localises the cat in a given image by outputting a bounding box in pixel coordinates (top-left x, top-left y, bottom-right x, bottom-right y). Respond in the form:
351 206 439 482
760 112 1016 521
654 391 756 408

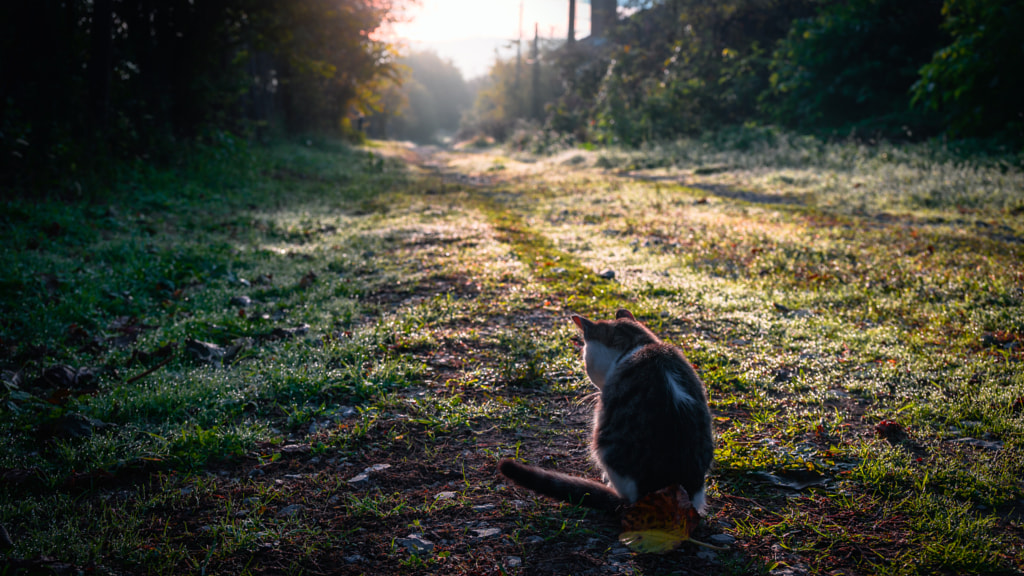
498 308 714 512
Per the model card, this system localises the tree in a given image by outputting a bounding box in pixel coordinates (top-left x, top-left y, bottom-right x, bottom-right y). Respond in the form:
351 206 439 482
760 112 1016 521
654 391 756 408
911 0 1024 139
0 0 408 192
764 0 945 134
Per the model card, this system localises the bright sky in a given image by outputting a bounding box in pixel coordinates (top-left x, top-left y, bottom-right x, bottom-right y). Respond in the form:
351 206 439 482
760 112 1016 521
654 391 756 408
387 0 593 79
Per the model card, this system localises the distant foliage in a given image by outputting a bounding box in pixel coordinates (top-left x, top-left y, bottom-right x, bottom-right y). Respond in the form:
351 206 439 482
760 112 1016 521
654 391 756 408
587 0 814 145
911 0 1024 139
461 43 565 142
0 0 405 192
467 0 1017 147
267 1 404 135
379 51 471 143
471 0 817 146
765 0 945 134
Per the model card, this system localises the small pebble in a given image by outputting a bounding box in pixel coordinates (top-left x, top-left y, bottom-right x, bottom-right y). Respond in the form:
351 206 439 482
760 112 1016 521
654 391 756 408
277 504 303 517
347 473 370 486
229 295 252 308
709 533 736 546
506 556 522 567
397 534 434 554
697 549 718 562
473 527 501 538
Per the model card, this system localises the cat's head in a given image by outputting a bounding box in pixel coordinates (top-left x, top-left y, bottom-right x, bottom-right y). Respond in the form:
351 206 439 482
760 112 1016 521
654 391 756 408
570 309 658 389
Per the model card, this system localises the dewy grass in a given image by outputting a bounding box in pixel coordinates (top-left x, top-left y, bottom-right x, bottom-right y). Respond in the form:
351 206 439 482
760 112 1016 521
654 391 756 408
433 132 1022 573
1 132 1022 574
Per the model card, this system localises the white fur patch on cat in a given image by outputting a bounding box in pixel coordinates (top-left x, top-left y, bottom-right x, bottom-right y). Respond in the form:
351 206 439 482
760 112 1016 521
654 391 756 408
604 465 639 503
583 340 617 389
585 343 642 390
666 372 698 410
691 486 707 513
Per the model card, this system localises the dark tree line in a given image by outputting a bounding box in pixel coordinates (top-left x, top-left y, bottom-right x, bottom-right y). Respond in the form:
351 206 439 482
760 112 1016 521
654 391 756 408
0 0 404 192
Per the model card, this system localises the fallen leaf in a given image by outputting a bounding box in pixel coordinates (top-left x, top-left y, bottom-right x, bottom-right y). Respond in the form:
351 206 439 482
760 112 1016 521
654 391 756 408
39 412 111 440
40 273 61 300
64 323 92 345
619 528 695 554
257 324 311 342
132 343 176 366
1012 397 1024 414
0 522 12 549
619 485 702 554
0 467 43 488
875 419 906 440
950 437 1003 451
298 271 317 288
37 365 96 390
750 470 827 491
185 338 250 367
106 317 155 348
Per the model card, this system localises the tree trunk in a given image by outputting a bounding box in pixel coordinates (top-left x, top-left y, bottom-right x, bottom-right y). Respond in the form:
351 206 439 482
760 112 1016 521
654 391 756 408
87 0 114 136
592 0 617 38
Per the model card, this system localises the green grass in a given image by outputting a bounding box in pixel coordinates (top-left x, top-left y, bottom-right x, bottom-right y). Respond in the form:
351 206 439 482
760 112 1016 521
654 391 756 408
1 131 1022 575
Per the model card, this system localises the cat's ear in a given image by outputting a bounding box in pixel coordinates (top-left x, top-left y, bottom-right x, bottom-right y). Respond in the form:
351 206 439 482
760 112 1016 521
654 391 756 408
571 314 592 333
615 309 636 321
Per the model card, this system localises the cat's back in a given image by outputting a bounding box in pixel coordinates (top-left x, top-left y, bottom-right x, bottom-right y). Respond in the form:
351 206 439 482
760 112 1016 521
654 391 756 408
603 341 706 409
595 339 713 497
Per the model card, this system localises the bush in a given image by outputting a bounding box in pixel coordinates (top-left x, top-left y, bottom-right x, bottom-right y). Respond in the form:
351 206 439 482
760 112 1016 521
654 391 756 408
764 0 945 135
911 0 1024 140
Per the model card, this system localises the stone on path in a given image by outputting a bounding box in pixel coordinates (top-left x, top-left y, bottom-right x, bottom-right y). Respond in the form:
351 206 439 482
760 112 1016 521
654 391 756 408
397 534 434 554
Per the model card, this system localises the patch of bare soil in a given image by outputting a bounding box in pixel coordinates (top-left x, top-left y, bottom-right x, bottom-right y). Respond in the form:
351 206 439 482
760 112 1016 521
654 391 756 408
129 408 742 576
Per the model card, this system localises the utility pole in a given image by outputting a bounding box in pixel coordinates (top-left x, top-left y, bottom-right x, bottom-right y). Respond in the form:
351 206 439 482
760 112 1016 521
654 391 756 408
531 22 541 120
567 0 576 45
514 0 523 117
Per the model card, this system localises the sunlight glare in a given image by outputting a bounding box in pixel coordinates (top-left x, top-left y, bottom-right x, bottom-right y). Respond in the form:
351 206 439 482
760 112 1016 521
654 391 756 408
390 0 591 43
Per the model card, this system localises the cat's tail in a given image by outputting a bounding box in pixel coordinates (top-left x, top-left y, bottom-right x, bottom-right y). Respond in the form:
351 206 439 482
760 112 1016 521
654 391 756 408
498 459 626 511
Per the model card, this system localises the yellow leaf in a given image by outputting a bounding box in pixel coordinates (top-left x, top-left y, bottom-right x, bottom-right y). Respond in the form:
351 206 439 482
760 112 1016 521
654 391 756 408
619 485 702 554
619 528 691 554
